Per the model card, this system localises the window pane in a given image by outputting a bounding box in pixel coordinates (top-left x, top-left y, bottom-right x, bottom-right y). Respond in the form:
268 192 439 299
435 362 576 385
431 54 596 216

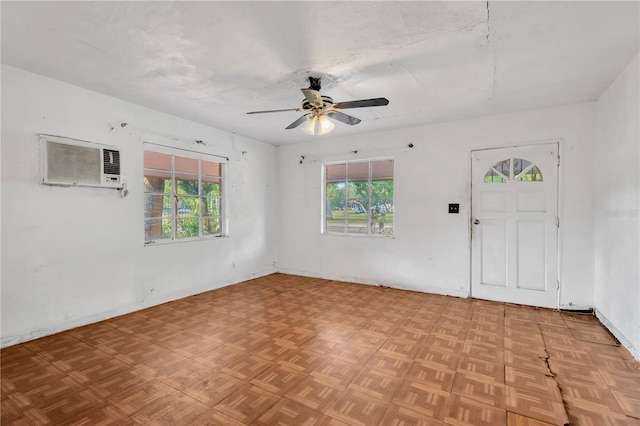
176 218 199 239
144 151 171 172
326 163 346 182
326 178 346 234
144 151 172 193
513 158 531 176
174 156 198 174
371 178 393 235
347 161 369 181
345 179 369 233
177 196 199 217
484 169 506 183
144 194 172 219
202 197 221 217
372 160 393 180
144 176 172 193
492 159 510 178
202 160 221 178
202 183 220 197
517 165 543 181
202 216 221 235
176 178 199 195
145 218 171 241
347 197 369 234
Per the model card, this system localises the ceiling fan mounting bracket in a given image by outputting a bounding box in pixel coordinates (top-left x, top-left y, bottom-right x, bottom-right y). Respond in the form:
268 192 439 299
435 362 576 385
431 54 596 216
308 76 322 91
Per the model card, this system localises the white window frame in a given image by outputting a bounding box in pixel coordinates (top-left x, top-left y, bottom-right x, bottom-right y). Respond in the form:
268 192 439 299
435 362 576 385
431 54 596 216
143 143 227 245
322 157 395 237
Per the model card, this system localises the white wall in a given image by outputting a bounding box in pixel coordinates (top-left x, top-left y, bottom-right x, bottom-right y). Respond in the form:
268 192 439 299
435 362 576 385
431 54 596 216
594 54 640 360
1 65 278 347
277 103 597 308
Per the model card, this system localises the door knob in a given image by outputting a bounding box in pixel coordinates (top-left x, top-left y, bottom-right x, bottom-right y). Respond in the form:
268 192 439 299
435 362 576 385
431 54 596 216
473 219 480 225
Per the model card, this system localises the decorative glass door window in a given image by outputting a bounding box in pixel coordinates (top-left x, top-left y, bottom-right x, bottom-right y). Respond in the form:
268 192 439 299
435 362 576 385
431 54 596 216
484 158 543 183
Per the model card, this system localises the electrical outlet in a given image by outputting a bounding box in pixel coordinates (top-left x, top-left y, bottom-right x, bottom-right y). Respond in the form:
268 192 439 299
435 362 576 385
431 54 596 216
448 203 459 214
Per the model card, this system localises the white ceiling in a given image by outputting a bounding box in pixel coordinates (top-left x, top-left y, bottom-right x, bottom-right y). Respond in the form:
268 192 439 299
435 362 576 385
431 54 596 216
2 1 638 145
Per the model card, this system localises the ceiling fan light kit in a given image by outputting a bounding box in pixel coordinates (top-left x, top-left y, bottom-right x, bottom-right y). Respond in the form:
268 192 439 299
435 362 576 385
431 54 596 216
302 113 335 136
247 77 389 136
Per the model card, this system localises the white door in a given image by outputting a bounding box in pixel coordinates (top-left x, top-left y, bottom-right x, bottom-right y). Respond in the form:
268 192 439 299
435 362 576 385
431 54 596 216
471 143 559 308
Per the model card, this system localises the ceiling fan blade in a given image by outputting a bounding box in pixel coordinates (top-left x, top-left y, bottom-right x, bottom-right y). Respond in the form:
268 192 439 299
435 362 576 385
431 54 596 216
327 111 361 126
301 89 323 107
247 108 301 114
332 98 389 109
285 115 309 130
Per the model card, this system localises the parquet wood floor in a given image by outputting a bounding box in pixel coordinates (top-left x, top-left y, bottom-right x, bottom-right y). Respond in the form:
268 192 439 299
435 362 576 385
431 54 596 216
2 273 639 425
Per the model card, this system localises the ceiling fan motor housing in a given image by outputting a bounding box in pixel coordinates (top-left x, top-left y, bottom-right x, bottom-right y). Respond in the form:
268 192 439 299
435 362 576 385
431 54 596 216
302 96 334 111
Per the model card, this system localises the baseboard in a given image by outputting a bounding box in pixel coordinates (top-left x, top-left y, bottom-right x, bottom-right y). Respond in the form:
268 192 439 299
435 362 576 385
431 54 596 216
275 267 470 299
595 308 639 361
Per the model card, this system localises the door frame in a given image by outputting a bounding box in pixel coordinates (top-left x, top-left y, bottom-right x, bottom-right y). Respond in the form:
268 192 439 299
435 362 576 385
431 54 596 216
468 139 563 309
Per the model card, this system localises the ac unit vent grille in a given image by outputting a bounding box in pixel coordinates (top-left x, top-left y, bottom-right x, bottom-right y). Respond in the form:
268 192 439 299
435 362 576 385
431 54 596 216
47 141 101 185
103 149 121 175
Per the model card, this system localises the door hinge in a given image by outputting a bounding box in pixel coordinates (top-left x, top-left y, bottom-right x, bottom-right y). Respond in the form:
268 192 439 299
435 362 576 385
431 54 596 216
557 280 560 290
556 217 560 227
557 155 561 166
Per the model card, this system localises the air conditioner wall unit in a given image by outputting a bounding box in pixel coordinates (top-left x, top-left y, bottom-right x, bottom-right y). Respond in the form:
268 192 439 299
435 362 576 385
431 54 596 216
40 135 122 188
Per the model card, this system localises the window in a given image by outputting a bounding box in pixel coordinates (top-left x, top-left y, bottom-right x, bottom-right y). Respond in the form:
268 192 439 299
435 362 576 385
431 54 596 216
484 158 542 183
144 148 224 243
324 159 394 236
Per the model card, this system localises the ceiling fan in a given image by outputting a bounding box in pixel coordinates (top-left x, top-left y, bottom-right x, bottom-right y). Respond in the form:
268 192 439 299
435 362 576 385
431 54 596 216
247 77 389 135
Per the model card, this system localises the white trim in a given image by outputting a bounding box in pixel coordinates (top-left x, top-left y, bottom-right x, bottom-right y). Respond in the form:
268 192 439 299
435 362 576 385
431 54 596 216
276 267 470 299
596 308 639 361
143 142 229 163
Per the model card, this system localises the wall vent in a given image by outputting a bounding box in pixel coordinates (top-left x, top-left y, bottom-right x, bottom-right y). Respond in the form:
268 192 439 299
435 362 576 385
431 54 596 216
40 135 122 188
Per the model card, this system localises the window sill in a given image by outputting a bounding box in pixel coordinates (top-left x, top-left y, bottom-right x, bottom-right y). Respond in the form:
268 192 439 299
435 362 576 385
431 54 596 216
322 232 394 239
144 234 227 246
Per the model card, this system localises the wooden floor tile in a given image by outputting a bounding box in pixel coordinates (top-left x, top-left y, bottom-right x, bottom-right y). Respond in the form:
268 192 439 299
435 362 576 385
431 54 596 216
457 355 505 384
505 350 550 375
507 412 555 426
310 357 362 388
565 398 640 426
381 403 444 426
452 372 506 408
443 394 506 426
505 386 568 426
2 273 638 425
505 367 560 398
348 368 403 402
367 352 414 379
254 397 324 426
130 391 208 425
192 407 245 426
214 384 281 424
278 348 325 372
379 338 420 359
250 363 306 395
219 353 273 381
325 389 389 426
392 380 450 419
285 376 344 411
405 361 456 392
